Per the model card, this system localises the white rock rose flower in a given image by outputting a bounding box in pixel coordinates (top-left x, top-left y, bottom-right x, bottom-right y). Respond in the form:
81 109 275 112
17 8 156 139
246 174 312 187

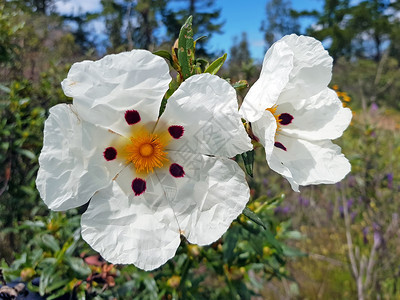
240 34 352 192
36 50 253 270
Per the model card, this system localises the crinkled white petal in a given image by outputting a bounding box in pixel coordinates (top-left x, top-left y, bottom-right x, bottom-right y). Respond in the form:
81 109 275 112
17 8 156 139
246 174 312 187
61 50 171 136
240 40 293 122
159 73 252 157
36 104 125 211
251 110 277 160
277 88 352 141
158 151 249 245
81 165 180 271
268 135 351 191
277 34 333 105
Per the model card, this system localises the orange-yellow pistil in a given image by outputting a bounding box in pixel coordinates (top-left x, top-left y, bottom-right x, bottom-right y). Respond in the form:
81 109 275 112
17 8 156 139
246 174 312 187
125 132 168 173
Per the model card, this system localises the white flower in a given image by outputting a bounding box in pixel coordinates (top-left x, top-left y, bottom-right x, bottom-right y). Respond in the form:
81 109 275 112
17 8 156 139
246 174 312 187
36 50 252 270
240 34 352 192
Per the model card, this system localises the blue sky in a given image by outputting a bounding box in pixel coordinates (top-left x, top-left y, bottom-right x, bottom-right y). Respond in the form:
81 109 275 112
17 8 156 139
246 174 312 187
55 0 323 61
213 0 323 61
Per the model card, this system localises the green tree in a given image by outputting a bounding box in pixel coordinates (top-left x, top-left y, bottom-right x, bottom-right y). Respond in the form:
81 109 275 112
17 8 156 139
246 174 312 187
99 0 165 52
161 0 223 57
389 0 400 60
302 0 353 60
348 0 392 61
61 13 97 52
130 0 166 50
261 0 300 47
101 0 126 52
228 32 254 81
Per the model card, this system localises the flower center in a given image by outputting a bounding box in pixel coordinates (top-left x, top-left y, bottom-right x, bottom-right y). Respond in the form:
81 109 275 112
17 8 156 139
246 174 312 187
125 131 168 173
139 144 154 157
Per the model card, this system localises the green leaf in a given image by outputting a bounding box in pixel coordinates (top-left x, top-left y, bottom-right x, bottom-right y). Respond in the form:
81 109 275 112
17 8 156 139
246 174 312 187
153 50 173 64
0 83 10 93
41 234 60 253
39 257 57 267
65 257 91 278
232 80 249 90
205 53 227 75
178 16 195 80
39 265 56 295
19 220 45 229
159 79 180 117
77 289 86 300
20 185 36 196
16 149 36 160
242 207 266 229
223 226 239 264
281 245 307 257
46 287 69 300
263 230 283 254
11 253 27 269
27 282 40 293
195 58 209 73
30 249 44 266
241 150 255 177
45 278 70 295
64 239 78 257
281 230 303 240
194 35 207 47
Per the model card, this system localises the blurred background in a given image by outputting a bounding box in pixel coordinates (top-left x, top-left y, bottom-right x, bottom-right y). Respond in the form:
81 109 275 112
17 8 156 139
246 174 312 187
0 0 399 299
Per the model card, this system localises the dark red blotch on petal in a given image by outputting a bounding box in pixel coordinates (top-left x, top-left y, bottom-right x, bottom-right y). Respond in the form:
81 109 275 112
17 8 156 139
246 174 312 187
125 110 141 125
278 113 294 125
170 163 185 178
274 142 287 151
132 178 146 196
103 147 117 161
168 125 184 139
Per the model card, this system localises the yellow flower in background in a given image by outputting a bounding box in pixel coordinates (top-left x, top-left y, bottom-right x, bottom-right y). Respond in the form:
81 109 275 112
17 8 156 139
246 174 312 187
333 84 351 107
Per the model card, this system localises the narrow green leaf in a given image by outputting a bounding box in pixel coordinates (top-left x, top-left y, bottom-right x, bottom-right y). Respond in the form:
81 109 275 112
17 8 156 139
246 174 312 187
232 80 249 90
46 288 69 300
65 257 91 278
153 50 173 66
159 79 180 117
242 207 266 230
194 35 207 43
45 278 70 294
41 234 60 253
10 253 27 269
205 53 227 75
16 149 36 160
241 150 254 177
20 220 46 229
0 84 10 93
222 226 239 264
263 229 283 254
281 245 307 257
282 230 303 240
194 35 207 48
27 282 40 293
195 58 209 73
77 290 86 300
39 266 55 295
178 16 195 80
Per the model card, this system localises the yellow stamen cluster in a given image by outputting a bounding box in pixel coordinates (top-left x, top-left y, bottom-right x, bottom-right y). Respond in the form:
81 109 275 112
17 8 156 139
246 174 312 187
266 105 281 132
125 132 168 173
